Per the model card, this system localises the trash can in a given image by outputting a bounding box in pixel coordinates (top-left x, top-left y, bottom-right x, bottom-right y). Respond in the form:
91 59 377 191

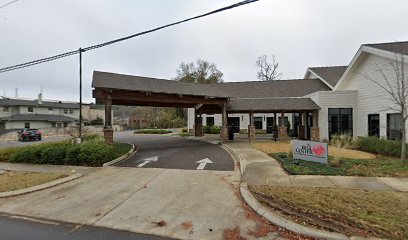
228 127 234 140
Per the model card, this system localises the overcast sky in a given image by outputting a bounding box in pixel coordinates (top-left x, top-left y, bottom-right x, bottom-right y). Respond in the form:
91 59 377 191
1 0 408 103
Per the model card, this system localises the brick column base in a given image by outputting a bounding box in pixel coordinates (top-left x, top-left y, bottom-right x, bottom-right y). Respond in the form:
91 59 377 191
278 127 288 141
193 125 203 137
104 128 114 145
248 125 255 142
310 127 320 142
220 126 228 142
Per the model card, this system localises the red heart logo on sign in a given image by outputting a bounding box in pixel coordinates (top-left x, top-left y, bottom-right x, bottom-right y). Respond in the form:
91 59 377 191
312 145 325 157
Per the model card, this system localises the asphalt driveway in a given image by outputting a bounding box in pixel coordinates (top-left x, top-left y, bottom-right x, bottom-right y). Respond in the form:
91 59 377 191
114 132 234 171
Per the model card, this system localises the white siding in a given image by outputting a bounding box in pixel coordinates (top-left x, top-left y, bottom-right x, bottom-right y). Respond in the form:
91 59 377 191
306 91 358 141
187 108 293 132
336 53 408 140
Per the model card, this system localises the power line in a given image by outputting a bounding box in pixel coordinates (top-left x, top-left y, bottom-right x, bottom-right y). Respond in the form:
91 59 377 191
0 0 259 73
0 0 18 10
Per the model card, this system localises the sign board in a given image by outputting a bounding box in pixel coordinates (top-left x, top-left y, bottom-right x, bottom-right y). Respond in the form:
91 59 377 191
292 140 328 164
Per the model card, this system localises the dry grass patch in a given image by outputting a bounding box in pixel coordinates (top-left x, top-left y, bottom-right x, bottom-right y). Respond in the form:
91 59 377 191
0 171 66 192
252 141 376 160
249 185 408 239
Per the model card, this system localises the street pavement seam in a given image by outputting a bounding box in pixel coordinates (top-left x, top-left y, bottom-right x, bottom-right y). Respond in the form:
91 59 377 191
91 168 166 226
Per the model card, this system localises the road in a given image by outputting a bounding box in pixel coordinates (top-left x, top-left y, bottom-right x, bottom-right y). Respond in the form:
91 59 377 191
114 132 234 171
0 213 171 240
0 136 69 148
0 132 284 239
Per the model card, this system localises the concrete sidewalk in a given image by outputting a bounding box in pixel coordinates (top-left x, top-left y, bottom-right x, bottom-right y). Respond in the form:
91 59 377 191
225 141 408 192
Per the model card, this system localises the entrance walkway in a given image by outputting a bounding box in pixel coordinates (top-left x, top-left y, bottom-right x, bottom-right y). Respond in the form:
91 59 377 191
225 141 408 192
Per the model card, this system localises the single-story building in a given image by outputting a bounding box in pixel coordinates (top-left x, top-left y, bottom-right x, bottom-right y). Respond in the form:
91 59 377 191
92 40 408 143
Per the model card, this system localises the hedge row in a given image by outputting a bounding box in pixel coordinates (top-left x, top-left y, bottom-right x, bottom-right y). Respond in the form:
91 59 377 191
134 129 172 134
2 141 131 167
354 136 404 157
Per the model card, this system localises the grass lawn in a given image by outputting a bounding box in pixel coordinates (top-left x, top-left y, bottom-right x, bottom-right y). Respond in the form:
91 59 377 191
249 185 408 240
0 171 66 192
252 141 408 177
271 153 408 177
252 141 376 159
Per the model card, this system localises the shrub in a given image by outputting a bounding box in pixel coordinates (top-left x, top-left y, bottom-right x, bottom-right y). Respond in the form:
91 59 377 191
10 147 42 163
330 134 354 149
41 146 67 165
134 129 172 134
354 136 403 157
0 147 19 162
64 144 82 165
210 126 220 134
77 143 114 166
203 125 211 134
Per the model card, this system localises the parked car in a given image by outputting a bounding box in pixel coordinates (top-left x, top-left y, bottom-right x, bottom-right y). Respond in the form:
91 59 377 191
17 129 42 141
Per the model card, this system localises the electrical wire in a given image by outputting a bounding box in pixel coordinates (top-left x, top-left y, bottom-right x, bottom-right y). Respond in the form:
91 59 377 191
0 0 19 10
0 0 259 74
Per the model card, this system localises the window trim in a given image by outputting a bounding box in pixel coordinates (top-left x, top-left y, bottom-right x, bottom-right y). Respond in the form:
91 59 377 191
27 106 34 113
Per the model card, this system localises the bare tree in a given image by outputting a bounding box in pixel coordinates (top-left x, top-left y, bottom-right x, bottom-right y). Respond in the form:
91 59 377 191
255 54 282 81
360 53 407 161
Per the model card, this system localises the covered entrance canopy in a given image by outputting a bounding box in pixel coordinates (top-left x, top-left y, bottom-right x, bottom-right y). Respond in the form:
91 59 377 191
92 71 329 143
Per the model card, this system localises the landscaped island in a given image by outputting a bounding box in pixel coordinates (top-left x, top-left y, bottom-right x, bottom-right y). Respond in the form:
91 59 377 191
0 135 131 167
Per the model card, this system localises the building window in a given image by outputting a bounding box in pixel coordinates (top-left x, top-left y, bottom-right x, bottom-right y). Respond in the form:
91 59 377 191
206 117 214 126
64 109 68 114
57 123 62 128
328 108 353 138
51 122 56 127
368 114 380 137
28 107 33 113
69 109 74 114
254 117 263 130
63 122 68 128
48 107 53 112
387 113 402 141
278 116 289 126
3 107 9 112
24 122 30 128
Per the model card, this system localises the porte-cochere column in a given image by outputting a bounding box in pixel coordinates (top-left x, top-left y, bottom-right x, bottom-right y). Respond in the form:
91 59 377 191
310 110 320 141
278 112 288 141
104 92 114 145
248 112 255 141
193 108 203 137
220 103 229 142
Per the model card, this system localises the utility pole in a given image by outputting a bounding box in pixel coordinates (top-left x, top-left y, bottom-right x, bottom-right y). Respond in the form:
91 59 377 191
79 48 83 142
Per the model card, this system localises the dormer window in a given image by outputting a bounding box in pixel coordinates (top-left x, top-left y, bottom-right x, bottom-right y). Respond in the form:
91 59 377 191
48 107 53 112
64 109 68 114
28 107 33 113
3 107 9 112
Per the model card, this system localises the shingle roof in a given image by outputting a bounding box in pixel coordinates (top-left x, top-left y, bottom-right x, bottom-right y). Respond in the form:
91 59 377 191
308 66 348 88
228 98 320 112
364 41 408 55
92 71 331 99
0 114 78 122
220 79 330 98
0 98 79 109
92 71 228 98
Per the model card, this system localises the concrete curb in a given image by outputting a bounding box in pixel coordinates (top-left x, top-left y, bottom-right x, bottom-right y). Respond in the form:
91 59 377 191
240 183 350 240
0 173 83 198
102 143 137 167
227 144 351 240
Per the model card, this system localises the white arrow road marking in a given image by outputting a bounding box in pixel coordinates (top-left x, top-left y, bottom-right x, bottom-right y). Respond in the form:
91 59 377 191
196 158 213 170
137 156 159 168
